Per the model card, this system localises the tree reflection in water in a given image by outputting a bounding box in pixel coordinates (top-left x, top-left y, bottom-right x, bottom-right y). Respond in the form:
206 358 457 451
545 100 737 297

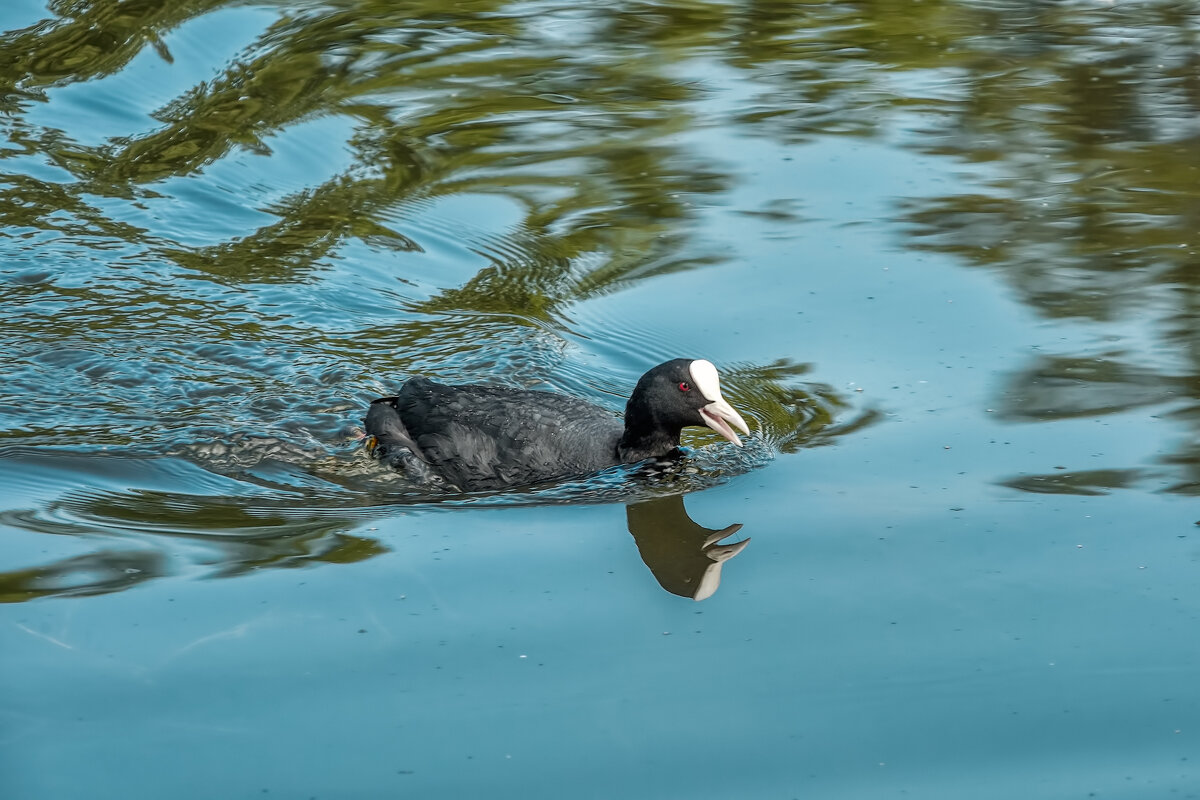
0 0 1189 491
1 0 1197 610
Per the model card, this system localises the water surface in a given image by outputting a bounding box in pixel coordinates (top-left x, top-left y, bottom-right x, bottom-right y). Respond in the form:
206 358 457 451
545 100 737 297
2 1 1198 798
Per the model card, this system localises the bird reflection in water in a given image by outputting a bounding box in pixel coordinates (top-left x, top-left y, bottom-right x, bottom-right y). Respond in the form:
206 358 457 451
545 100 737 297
626 493 748 601
0 489 748 603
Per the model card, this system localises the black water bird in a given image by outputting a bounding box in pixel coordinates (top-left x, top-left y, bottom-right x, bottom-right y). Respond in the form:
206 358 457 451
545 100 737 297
365 358 750 491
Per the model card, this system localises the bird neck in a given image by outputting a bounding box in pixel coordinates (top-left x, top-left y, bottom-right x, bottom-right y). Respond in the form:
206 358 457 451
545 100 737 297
617 409 682 463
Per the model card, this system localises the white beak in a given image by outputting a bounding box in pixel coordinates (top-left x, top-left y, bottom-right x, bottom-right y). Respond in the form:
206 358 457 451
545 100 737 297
700 398 751 446
689 360 751 447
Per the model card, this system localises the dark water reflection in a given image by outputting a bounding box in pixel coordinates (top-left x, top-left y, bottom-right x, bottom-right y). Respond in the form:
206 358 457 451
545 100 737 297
626 493 747 601
0 473 750 602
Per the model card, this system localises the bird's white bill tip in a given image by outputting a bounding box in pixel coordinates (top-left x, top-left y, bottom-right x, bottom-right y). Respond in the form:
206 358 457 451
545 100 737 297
701 402 748 446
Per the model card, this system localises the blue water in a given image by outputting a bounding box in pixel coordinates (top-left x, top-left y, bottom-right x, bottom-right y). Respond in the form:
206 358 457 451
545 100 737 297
2 1 1199 798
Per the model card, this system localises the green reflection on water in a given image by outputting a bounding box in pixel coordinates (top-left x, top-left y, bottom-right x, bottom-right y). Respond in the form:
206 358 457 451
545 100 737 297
0 0 1197 609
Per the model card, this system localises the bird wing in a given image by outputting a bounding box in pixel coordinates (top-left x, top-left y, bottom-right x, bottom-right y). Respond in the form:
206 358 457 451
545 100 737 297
393 378 622 490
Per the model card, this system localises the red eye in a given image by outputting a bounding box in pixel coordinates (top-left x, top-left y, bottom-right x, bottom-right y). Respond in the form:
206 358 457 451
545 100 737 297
679 381 690 392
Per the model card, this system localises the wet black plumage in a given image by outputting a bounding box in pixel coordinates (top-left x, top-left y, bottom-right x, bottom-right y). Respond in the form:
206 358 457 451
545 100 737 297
365 358 749 491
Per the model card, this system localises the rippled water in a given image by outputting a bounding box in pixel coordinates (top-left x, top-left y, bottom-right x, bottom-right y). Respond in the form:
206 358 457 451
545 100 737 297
2 1 1198 798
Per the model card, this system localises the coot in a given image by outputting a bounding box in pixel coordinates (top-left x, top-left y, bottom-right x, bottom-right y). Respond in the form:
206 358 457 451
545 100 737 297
365 358 750 491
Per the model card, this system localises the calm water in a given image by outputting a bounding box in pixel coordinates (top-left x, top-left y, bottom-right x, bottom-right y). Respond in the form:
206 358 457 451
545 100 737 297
2 1 1198 797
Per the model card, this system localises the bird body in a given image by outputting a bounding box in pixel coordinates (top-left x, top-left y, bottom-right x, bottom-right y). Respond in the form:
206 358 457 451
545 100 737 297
366 359 749 491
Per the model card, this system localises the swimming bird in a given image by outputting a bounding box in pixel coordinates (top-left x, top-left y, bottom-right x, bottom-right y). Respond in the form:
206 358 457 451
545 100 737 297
365 358 750 491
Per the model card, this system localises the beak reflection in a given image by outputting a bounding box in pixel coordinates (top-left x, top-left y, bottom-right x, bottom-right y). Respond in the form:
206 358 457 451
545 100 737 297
626 493 750 601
